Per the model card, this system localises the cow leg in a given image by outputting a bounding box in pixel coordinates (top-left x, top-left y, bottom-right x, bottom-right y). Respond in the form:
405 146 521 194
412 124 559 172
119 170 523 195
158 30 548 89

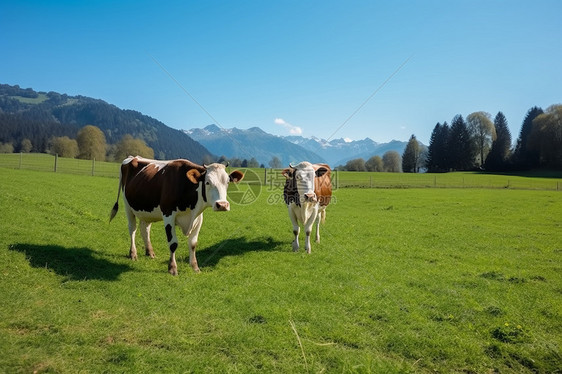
126 208 138 260
187 215 203 273
164 214 179 275
315 207 325 243
315 215 321 243
288 206 300 252
304 205 319 254
139 220 155 258
304 226 313 254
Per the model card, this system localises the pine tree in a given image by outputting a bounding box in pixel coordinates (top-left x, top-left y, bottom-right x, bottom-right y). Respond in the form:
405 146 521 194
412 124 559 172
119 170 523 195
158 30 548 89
484 112 512 171
426 122 450 172
448 115 474 170
402 134 421 173
512 106 543 169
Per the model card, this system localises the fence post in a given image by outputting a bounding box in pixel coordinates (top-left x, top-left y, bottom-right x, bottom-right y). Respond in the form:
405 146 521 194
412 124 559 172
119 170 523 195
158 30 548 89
91 158 95 176
19 152 23 169
54 154 58 172
370 176 372 188
264 168 267 186
335 170 339 190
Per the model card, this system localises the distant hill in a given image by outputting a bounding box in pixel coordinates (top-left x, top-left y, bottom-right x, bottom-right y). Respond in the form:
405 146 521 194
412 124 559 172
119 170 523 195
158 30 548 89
0 84 212 162
185 125 326 166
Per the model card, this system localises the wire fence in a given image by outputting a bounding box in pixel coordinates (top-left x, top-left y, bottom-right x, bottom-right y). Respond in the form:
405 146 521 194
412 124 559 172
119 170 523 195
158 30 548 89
1 153 561 191
0 153 119 178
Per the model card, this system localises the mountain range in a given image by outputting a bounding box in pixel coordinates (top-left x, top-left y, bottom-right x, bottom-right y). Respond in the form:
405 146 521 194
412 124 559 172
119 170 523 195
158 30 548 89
187 124 409 167
1 83 409 167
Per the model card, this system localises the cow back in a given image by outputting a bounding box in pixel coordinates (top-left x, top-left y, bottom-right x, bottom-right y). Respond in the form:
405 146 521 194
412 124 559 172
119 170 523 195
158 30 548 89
313 163 332 207
121 157 205 215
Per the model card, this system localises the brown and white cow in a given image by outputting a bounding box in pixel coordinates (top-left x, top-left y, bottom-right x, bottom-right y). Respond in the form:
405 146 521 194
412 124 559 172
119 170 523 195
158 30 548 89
282 161 332 253
109 156 244 275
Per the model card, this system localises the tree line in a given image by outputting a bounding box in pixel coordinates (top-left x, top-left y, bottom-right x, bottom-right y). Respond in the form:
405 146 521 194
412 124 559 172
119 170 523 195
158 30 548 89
0 124 155 162
338 104 562 172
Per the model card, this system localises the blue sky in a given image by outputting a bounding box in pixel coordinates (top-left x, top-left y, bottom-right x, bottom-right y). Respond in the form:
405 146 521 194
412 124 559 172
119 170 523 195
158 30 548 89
2 1 561 144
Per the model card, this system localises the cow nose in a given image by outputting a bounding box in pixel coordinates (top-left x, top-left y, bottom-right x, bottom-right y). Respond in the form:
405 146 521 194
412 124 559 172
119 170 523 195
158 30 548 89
215 201 230 211
304 193 317 202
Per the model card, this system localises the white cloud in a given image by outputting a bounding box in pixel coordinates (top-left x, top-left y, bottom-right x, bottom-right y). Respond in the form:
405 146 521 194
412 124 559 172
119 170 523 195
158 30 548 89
274 118 302 135
343 137 352 143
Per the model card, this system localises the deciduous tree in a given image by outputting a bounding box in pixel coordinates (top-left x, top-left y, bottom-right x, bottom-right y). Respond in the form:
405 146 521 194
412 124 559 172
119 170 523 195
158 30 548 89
77 125 106 161
529 105 562 168
382 151 402 172
50 136 79 158
345 158 366 171
365 155 383 172
20 138 32 153
269 156 282 168
467 111 495 167
114 134 154 161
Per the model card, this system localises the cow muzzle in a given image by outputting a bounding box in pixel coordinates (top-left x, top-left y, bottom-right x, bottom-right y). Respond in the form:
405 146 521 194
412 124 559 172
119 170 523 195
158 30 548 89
214 201 230 211
304 193 317 202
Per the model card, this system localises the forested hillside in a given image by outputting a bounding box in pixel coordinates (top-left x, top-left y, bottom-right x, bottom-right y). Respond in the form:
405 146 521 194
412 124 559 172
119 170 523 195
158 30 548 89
0 84 212 162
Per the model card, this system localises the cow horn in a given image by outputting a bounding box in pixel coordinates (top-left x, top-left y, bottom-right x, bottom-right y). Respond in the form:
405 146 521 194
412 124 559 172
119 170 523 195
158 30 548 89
289 163 295 168
224 161 230 167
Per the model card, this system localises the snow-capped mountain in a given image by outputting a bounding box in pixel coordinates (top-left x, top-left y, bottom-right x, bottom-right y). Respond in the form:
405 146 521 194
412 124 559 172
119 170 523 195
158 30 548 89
284 135 408 166
185 125 326 166
186 125 411 167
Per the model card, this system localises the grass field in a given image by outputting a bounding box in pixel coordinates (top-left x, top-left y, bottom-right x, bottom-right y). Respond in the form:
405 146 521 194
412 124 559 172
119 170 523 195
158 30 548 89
1 153 561 190
0 167 561 373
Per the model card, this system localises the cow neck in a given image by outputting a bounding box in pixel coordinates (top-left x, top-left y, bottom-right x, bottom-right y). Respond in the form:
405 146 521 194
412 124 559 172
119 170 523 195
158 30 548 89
292 173 300 207
200 179 207 203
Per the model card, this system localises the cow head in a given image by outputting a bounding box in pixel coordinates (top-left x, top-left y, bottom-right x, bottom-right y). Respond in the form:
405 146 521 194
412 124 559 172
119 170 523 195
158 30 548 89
187 163 244 211
282 161 327 204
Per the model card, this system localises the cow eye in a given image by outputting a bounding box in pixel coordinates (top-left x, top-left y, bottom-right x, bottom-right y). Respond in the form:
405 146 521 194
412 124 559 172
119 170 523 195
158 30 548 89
205 181 210 185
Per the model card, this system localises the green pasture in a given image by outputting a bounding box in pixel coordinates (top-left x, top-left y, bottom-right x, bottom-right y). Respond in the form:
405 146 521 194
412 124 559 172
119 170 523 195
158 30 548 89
0 167 561 373
1 153 561 190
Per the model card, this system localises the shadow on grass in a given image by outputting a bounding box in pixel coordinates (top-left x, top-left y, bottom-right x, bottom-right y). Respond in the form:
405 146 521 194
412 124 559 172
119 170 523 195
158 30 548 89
196 236 284 269
9 243 132 281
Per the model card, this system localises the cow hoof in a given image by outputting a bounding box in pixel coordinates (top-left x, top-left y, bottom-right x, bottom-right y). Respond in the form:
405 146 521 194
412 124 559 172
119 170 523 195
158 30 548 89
193 267 201 273
129 254 138 261
146 252 155 259
168 266 178 276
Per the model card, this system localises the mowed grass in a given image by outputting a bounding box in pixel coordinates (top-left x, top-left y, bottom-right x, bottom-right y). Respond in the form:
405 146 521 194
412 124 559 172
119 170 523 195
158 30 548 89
0 167 561 373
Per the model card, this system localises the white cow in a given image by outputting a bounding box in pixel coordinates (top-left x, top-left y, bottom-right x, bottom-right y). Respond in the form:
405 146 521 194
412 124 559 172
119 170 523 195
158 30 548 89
282 161 332 253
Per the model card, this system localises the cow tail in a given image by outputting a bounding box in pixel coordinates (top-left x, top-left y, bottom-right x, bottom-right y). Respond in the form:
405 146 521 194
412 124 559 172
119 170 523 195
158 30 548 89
109 168 123 222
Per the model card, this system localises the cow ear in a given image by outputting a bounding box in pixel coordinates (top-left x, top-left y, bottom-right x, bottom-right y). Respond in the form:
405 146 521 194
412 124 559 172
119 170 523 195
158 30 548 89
315 167 328 177
186 169 203 184
229 170 244 183
282 168 292 179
